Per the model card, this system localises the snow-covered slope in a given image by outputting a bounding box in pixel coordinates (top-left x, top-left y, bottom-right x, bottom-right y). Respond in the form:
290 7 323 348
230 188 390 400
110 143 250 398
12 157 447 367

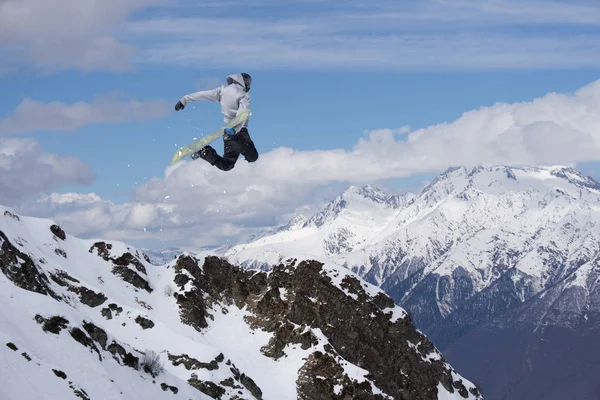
0 206 480 400
226 184 411 269
225 165 600 338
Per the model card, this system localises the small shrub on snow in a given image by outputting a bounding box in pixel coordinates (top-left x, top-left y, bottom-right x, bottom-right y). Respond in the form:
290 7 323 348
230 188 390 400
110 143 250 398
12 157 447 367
140 350 165 378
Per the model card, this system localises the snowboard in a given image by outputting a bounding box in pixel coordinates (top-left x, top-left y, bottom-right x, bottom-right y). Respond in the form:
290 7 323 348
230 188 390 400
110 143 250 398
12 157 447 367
170 109 252 165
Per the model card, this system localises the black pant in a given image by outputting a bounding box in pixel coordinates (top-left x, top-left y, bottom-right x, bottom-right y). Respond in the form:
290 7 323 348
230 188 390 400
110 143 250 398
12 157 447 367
199 128 258 171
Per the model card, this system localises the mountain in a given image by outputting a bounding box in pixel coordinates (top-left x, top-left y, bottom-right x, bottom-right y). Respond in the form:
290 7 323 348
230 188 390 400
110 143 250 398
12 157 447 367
226 184 412 270
0 206 481 400
224 165 600 399
443 256 600 400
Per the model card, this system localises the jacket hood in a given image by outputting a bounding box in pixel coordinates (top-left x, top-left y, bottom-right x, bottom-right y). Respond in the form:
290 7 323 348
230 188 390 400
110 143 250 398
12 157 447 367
226 73 251 92
227 74 246 89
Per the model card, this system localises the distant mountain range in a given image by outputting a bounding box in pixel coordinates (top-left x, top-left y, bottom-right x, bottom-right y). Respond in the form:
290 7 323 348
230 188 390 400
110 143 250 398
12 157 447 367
223 165 600 400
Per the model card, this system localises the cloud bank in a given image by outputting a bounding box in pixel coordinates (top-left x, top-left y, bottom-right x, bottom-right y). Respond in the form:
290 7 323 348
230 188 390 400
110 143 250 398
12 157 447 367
0 93 171 135
1 0 599 72
0 138 95 205
0 0 161 72
129 0 600 70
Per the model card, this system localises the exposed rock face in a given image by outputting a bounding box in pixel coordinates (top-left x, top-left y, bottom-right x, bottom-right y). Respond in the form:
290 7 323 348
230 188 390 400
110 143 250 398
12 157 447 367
50 225 66 241
443 264 600 400
0 230 58 299
89 242 153 293
134 316 155 330
168 353 221 371
35 315 69 335
173 255 481 400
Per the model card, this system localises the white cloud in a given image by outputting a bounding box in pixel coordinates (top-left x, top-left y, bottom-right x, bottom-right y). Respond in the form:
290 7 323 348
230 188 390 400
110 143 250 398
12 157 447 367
15 79 600 248
2 0 599 72
128 0 600 69
0 93 171 135
0 138 95 205
0 0 161 72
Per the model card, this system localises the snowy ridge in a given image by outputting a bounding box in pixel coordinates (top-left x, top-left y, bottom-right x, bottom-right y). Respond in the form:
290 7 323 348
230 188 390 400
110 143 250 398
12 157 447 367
0 205 480 399
227 184 411 268
225 165 600 337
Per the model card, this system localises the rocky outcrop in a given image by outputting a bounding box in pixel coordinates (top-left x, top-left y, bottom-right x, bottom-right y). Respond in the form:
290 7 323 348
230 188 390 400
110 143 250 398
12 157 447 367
35 315 69 334
0 230 58 299
89 242 153 292
173 255 481 400
50 224 66 241
135 316 155 330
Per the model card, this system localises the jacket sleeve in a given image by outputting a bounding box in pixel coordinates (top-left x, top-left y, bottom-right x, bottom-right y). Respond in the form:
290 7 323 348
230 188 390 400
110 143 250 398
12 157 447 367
179 87 222 106
234 92 251 131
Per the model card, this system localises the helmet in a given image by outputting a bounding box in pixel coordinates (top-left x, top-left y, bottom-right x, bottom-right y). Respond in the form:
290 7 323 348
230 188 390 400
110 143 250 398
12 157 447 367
241 72 252 92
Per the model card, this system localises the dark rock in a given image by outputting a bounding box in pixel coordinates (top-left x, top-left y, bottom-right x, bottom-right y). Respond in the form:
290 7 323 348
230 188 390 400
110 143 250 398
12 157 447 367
168 353 220 371
89 242 113 261
101 303 124 319
173 273 190 289
69 328 102 361
90 242 149 277
50 224 66 241
21 352 31 361
68 382 91 400
77 287 107 308
0 230 59 299
228 364 263 399
112 266 153 293
4 210 20 220
174 256 480 400
188 377 226 399
239 373 262 400
372 292 395 309
52 369 67 379
54 248 67 258
49 270 80 286
35 315 69 334
135 315 155 330
107 341 139 370
101 308 113 320
220 378 242 389
142 252 152 264
297 351 385 400
160 383 179 394
82 321 108 350
6 342 18 351
113 252 147 274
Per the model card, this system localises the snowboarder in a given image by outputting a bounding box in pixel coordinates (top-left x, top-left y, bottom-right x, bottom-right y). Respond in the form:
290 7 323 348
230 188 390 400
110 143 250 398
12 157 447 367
174 73 258 171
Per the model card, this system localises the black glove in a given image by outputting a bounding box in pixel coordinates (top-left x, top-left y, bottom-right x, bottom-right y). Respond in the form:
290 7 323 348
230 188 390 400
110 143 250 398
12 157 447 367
174 101 185 111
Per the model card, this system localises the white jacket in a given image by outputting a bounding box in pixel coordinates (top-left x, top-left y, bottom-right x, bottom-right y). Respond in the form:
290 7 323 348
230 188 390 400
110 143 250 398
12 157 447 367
179 74 250 132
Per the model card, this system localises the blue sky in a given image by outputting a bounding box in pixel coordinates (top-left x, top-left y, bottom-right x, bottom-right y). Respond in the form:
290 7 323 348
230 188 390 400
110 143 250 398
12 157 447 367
1 0 599 248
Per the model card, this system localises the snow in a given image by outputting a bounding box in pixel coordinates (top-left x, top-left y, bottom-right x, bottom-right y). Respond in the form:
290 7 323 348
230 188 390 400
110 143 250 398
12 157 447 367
0 275 204 400
0 208 231 399
564 261 593 290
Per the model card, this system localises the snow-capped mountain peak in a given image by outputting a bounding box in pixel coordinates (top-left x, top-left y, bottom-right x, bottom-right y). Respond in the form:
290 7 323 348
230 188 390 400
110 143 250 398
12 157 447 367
226 164 600 354
308 184 406 228
421 165 600 202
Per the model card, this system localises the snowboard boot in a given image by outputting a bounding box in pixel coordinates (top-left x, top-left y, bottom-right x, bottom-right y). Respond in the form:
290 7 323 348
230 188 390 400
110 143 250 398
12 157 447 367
191 145 218 165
